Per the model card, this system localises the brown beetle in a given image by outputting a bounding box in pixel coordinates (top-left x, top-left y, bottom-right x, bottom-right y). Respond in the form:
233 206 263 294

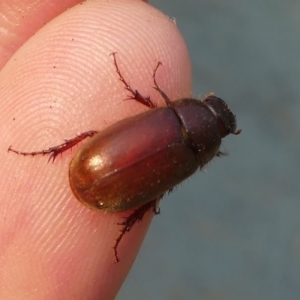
8 53 241 262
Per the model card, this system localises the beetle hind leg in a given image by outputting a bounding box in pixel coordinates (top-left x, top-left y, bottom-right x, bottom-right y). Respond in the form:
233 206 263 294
8 130 98 163
113 196 162 263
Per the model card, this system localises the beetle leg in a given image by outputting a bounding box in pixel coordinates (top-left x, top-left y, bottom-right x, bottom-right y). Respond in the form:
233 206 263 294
216 150 226 157
110 52 156 108
113 197 162 263
152 61 172 107
8 130 98 163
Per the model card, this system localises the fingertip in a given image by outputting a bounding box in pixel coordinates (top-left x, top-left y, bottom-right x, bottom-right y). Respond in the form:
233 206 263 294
1 0 191 298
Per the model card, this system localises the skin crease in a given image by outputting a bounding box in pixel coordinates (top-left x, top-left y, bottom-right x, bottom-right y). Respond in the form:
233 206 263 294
0 0 192 299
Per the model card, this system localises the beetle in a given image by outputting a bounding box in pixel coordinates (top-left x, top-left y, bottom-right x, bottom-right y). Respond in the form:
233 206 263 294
8 53 241 262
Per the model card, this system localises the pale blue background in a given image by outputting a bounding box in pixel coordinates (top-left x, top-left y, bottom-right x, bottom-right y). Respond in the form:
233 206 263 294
117 1 300 299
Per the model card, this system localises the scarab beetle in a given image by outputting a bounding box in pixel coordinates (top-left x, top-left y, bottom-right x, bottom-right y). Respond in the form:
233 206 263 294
8 53 241 262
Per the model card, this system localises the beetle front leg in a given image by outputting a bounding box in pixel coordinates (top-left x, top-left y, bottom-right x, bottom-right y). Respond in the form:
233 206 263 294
152 61 172 107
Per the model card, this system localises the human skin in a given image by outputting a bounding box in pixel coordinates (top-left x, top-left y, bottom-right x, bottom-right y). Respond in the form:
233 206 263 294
0 0 192 299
